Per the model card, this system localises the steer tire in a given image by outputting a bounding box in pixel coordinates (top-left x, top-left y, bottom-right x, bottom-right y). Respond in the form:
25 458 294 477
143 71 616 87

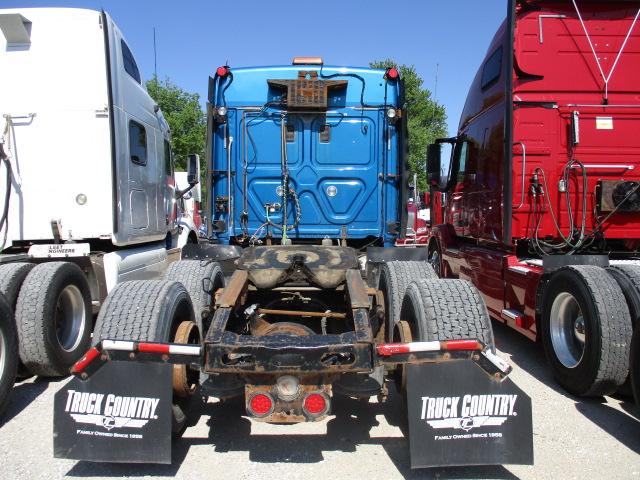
605 264 640 397
630 328 640 407
0 262 35 378
0 292 18 417
164 260 224 335
541 266 632 397
15 262 92 377
93 280 196 435
379 261 438 341
400 278 495 350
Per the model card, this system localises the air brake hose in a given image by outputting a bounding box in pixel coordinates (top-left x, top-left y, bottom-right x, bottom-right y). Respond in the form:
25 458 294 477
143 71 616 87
265 114 301 235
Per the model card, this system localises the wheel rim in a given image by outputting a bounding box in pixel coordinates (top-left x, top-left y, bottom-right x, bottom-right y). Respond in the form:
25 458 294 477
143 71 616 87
550 292 586 368
54 285 86 352
172 321 200 397
429 250 441 277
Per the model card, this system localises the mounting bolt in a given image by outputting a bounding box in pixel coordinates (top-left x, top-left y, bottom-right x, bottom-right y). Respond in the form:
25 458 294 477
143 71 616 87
81 372 88 380
129 352 135 359
162 354 169 362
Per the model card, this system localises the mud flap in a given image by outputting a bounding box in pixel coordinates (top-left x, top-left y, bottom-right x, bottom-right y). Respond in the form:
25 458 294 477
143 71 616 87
53 361 173 464
406 361 533 469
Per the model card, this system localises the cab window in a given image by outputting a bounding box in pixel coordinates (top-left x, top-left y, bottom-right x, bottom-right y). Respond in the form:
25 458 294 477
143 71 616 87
164 140 173 176
121 39 141 84
129 120 147 165
481 47 502 90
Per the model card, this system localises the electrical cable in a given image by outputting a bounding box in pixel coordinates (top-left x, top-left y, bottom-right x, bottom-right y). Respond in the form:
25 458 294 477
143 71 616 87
220 71 234 108
532 160 588 253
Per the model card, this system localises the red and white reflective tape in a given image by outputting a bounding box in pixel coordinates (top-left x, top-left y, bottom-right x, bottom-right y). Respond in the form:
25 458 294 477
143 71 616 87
70 340 202 374
70 346 101 374
376 339 482 357
101 340 201 356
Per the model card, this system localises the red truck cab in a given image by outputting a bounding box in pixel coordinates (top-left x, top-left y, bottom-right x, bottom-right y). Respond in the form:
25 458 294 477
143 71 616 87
423 0 640 397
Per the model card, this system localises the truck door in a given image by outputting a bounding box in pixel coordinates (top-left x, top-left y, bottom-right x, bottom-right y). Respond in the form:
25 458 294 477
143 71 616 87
105 15 163 244
450 140 471 237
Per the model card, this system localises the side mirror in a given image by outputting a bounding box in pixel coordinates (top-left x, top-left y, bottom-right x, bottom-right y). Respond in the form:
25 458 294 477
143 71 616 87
426 144 441 187
187 154 200 185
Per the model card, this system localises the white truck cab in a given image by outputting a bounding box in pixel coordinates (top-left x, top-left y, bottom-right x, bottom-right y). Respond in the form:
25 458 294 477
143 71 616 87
0 8 198 378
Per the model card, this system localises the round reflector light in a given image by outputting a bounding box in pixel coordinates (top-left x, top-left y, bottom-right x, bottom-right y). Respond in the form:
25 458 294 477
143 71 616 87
249 393 274 417
386 67 399 80
303 392 328 416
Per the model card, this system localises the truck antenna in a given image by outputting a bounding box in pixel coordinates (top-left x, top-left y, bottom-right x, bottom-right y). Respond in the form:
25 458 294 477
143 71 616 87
153 27 158 80
434 62 439 101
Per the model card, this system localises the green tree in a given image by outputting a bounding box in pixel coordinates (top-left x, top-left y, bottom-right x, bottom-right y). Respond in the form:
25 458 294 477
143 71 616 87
370 60 447 190
146 77 206 172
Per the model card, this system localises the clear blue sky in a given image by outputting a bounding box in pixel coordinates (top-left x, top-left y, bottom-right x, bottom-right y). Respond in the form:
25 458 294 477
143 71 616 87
6 0 508 135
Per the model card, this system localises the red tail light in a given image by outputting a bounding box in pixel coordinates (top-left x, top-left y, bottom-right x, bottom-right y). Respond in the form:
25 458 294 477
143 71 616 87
216 65 230 77
302 392 329 416
248 393 274 417
385 67 399 80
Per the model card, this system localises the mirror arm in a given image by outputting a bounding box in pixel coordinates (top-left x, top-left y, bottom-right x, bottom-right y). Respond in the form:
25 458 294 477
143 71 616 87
176 180 199 200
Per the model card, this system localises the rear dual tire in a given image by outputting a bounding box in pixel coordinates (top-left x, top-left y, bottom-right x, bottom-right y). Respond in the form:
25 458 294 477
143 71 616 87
400 278 495 350
0 292 17 417
93 279 198 435
541 266 632 397
378 261 438 341
15 262 92 377
164 260 224 335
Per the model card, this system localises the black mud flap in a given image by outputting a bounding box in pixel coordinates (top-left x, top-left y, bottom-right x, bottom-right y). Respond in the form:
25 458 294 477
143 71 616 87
54 361 173 464
406 361 533 469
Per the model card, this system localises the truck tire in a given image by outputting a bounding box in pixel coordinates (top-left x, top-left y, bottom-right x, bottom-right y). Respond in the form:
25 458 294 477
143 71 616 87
541 266 632 397
0 262 35 378
378 261 438 341
400 278 495 350
631 328 640 407
15 262 92 377
164 260 224 334
0 263 35 309
0 292 17 417
605 264 640 396
93 280 196 435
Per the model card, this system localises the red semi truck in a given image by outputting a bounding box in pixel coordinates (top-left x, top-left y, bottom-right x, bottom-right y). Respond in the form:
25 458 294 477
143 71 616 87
406 0 640 398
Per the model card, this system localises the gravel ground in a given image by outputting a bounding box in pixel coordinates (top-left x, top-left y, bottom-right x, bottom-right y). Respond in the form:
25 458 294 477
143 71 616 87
1 321 639 480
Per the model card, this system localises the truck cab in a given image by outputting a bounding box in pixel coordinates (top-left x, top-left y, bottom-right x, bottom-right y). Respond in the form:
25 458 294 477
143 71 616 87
424 0 640 397
206 59 407 248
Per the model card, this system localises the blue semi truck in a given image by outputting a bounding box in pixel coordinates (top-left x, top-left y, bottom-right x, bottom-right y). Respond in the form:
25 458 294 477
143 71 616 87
52 58 533 469
207 58 406 247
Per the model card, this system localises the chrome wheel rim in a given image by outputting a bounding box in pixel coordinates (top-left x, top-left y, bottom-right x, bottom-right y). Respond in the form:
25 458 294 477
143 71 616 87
54 285 86 352
429 250 441 277
550 292 586 368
